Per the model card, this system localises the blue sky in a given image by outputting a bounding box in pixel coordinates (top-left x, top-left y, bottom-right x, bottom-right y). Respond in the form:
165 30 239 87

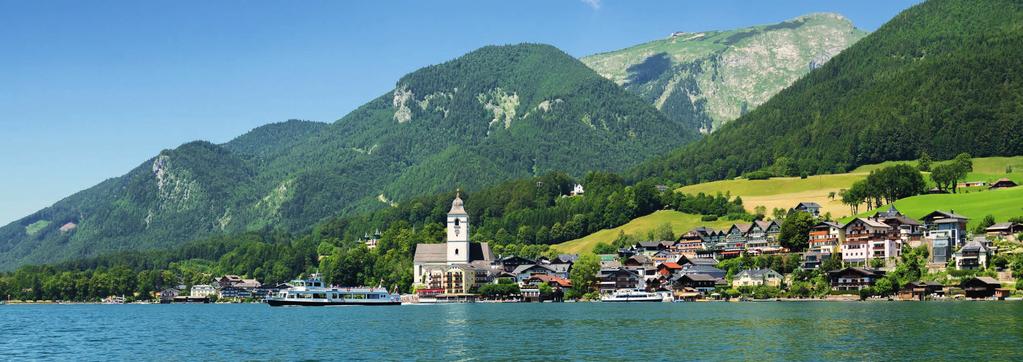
0 0 920 225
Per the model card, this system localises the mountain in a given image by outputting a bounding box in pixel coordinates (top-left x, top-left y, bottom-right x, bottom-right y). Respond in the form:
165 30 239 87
632 0 1023 184
582 13 866 133
0 44 698 270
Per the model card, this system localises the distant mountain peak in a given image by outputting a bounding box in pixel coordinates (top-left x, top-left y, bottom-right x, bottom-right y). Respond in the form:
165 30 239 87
582 13 865 133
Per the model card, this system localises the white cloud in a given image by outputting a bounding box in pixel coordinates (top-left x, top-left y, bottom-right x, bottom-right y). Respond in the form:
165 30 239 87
581 0 601 10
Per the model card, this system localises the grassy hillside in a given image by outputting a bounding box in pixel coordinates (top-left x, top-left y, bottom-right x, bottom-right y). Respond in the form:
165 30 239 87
583 13 865 133
677 156 1023 218
632 0 1023 184
679 173 868 218
553 210 734 254
853 187 1023 230
0 44 699 271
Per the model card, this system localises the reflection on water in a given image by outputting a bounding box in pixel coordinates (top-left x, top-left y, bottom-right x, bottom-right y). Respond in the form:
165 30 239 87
1 302 1022 360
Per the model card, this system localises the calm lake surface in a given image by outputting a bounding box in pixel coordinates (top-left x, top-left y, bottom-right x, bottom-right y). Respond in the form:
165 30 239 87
2 301 1023 361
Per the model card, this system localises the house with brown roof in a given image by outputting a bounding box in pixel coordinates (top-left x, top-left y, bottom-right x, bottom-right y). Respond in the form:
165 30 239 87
989 178 1018 189
960 277 1002 299
986 222 1023 240
841 218 893 264
827 267 886 291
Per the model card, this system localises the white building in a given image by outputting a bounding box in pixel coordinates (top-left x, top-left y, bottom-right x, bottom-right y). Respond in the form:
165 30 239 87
412 191 494 294
570 184 585 196
190 284 216 298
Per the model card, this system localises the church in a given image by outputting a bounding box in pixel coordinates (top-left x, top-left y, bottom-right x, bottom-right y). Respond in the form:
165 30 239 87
412 191 494 295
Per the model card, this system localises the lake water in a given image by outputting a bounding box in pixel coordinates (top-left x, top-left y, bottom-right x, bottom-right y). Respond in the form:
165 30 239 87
2 301 1023 361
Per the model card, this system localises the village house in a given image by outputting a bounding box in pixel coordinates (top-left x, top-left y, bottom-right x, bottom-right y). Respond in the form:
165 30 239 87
597 268 642 294
190 284 217 298
873 206 924 246
570 183 585 196
791 202 822 217
679 264 727 280
827 267 886 291
158 288 179 304
922 210 970 247
801 250 833 270
676 227 723 252
745 220 783 254
841 218 892 264
808 221 844 254
960 277 1002 299
989 178 1018 189
731 269 783 288
656 262 684 278
509 264 560 283
676 254 718 268
986 222 1023 240
897 281 944 300
671 273 722 294
954 238 992 270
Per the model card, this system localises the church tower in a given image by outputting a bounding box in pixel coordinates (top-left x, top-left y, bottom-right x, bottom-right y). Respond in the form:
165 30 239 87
446 190 470 265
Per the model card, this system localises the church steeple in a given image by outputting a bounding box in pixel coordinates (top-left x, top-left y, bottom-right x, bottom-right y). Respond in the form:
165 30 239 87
446 189 470 264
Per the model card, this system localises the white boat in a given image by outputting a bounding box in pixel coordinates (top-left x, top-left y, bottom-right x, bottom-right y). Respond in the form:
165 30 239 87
601 289 667 302
266 274 400 307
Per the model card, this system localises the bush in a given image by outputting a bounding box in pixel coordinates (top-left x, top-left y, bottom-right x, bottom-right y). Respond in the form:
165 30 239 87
701 215 719 222
743 170 774 180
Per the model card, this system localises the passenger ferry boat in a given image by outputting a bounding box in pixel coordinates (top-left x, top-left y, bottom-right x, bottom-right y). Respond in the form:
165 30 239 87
601 289 669 303
266 274 401 306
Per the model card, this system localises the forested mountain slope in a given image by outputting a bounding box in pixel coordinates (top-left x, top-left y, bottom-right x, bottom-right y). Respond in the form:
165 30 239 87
0 44 696 270
632 0 1023 184
582 13 865 133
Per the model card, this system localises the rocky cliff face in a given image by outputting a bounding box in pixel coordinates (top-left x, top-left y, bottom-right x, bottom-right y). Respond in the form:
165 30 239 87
583 13 866 133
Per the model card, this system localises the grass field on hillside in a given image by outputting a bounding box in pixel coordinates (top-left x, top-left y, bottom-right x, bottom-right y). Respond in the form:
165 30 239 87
678 173 867 218
851 186 1023 230
678 156 1023 218
553 210 734 254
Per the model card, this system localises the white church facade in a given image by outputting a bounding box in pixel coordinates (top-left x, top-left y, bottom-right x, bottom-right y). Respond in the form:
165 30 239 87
412 191 494 295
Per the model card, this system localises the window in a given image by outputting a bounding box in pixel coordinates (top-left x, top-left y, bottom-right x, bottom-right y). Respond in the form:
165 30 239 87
455 249 459 255
454 219 459 226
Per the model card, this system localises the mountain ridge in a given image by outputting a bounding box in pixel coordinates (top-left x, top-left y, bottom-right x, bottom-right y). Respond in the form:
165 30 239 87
0 43 697 270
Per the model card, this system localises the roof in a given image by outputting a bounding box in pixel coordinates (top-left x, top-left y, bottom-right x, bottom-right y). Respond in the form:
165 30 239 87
511 264 555 275
828 267 884 277
973 277 1001 285
555 254 579 263
731 223 753 234
813 221 842 229
413 242 493 264
755 220 777 230
679 256 718 266
627 254 651 265
990 178 1017 187
736 268 781 279
413 244 447 263
986 222 1019 231
680 273 717 282
659 262 683 270
448 191 467 215
796 202 822 208
922 210 969 222
846 217 891 229
959 238 988 252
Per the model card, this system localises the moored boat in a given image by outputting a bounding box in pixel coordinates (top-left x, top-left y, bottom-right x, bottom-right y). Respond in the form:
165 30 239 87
601 289 668 302
266 274 400 307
